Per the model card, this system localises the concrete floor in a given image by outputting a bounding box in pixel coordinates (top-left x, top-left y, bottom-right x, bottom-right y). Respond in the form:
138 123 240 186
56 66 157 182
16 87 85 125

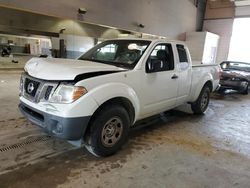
0 72 250 188
0 56 32 70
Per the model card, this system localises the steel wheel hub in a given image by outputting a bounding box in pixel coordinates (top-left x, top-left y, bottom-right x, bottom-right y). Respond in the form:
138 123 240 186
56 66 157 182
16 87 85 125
101 117 123 147
201 92 208 110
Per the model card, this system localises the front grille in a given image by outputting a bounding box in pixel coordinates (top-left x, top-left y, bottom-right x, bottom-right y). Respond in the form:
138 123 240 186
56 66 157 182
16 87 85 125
44 86 53 100
21 73 58 103
220 76 231 81
24 78 40 97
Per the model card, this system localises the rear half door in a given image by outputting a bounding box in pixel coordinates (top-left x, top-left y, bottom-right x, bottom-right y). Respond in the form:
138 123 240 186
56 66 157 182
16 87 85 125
175 44 192 105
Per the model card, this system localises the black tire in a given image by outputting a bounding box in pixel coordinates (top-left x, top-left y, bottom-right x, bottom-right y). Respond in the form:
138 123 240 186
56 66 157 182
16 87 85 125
241 82 249 95
84 104 130 157
191 86 210 115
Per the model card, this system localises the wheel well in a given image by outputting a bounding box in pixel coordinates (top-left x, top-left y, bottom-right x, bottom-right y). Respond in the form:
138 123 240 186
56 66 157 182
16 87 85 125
83 97 135 138
204 81 213 92
99 97 135 124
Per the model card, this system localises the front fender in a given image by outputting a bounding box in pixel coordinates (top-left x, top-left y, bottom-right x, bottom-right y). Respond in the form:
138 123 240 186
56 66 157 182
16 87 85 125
88 83 140 122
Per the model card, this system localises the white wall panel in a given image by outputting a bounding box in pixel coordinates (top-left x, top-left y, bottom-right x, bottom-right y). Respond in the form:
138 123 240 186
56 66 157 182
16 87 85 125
186 32 219 65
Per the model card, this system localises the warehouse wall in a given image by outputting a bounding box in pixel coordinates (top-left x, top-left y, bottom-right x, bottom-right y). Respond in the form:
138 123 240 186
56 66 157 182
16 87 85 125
0 7 126 39
0 0 197 39
235 6 250 17
203 0 235 63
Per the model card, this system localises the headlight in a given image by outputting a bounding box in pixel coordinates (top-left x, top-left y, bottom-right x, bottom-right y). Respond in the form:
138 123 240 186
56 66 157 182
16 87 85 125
231 77 241 81
49 84 87 104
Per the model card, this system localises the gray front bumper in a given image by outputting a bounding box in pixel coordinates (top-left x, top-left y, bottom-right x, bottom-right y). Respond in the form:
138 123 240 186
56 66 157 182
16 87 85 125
19 102 91 140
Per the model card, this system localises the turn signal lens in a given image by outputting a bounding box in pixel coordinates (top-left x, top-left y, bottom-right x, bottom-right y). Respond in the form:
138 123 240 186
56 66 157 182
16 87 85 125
72 87 88 101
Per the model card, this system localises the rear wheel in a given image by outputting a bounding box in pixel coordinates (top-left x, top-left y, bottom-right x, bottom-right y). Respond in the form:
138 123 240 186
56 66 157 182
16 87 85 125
191 86 210 115
84 104 130 157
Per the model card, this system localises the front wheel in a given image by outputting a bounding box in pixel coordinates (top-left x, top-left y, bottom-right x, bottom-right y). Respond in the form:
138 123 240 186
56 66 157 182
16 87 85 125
84 105 130 157
191 86 210 115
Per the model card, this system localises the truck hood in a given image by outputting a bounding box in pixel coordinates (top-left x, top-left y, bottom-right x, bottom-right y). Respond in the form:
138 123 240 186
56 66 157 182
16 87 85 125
24 58 126 80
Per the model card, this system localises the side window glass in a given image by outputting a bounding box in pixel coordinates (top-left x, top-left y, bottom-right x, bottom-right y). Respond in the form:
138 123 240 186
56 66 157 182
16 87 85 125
151 45 166 56
146 44 174 73
177 44 188 63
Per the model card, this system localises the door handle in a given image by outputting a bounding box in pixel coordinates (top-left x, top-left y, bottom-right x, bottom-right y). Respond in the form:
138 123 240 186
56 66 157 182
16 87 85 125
171 74 178 79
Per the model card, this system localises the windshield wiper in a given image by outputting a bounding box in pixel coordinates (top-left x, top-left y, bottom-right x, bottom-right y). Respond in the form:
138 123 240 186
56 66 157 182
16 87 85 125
79 58 131 69
80 58 108 65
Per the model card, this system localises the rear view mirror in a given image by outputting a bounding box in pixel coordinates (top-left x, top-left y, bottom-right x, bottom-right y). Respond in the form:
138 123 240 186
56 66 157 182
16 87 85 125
146 59 164 73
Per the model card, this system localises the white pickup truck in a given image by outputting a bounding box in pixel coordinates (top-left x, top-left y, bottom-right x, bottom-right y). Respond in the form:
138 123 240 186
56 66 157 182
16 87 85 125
19 39 220 157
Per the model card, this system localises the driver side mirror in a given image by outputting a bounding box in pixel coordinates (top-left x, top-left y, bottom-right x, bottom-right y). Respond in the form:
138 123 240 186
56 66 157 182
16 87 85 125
146 59 164 73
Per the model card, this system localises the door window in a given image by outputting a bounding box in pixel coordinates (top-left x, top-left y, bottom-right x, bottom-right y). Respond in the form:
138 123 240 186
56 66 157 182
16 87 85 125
176 44 188 63
146 44 174 73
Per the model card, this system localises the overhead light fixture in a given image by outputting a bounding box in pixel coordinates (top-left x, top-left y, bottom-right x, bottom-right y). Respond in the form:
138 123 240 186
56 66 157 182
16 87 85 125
78 8 87 14
138 24 145 28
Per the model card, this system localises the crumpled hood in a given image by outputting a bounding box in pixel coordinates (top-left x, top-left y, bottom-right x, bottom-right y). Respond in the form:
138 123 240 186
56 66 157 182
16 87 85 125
24 58 126 80
222 70 250 81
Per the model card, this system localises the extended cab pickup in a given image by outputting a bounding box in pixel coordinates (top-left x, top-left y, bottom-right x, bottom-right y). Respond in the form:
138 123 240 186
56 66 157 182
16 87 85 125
19 39 220 157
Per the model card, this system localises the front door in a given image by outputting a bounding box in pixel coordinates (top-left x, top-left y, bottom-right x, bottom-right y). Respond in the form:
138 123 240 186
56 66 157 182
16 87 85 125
140 43 179 117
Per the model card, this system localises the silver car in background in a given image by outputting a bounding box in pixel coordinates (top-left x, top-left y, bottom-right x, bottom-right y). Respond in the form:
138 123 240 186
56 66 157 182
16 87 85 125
219 61 250 95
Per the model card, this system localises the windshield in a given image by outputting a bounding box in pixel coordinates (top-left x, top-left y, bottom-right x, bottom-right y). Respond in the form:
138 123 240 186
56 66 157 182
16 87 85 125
79 40 151 69
220 61 250 72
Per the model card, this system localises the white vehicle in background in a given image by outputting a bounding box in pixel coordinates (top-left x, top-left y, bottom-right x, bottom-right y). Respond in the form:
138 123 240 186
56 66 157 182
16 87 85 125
19 39 220 157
